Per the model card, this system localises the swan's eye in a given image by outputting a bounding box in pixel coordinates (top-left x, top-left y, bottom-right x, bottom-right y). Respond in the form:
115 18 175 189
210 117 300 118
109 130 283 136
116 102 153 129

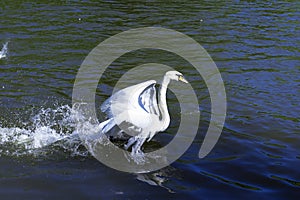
176 74 182 80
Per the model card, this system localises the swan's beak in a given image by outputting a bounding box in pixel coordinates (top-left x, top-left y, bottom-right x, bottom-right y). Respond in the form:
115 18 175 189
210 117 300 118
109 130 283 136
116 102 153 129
179 76 188 83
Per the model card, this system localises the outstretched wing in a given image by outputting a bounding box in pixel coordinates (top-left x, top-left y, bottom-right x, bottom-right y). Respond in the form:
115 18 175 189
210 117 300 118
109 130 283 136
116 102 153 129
101 80 159 120
138 82 159 115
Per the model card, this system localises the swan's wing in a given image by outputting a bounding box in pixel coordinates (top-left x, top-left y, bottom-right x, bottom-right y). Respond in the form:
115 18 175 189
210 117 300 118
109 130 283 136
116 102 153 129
138 83 159 115
101 80 159 119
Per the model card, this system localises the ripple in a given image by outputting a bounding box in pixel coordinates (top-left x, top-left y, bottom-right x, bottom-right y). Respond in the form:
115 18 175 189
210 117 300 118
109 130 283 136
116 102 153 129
270 175 300 188
200 171 262 191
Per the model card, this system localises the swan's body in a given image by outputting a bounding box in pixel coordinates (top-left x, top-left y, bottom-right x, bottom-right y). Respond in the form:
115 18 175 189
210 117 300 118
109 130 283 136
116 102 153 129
99 71 188 154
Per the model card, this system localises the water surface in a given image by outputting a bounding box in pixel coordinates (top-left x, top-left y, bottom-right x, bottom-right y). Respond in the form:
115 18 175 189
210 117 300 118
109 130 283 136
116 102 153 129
0 1 299 199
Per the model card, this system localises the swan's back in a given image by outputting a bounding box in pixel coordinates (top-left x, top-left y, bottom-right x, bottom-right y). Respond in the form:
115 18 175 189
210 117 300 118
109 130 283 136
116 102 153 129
101 80 160 127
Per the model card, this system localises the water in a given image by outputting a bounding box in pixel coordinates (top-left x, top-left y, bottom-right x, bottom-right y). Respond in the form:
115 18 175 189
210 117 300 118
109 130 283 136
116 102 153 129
1 1 300 199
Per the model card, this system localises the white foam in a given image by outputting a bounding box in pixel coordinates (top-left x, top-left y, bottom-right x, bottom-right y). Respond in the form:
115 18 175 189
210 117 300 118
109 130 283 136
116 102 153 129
0 42 8 59
0 105 86 157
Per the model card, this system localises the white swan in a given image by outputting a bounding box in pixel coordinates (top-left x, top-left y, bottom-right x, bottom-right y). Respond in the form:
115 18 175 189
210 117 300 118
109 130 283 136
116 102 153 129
99 71 188 154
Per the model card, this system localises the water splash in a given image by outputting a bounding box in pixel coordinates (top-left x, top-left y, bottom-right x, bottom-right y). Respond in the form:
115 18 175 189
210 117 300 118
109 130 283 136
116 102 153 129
0 105 87 157
0 42 8 59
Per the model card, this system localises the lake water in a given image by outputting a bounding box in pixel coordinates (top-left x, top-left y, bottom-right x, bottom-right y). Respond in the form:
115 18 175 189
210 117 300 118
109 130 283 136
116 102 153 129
0 1 299 199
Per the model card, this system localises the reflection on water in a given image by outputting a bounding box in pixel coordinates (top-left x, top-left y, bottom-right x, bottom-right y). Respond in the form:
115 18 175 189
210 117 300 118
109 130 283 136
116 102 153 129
0 0 299 199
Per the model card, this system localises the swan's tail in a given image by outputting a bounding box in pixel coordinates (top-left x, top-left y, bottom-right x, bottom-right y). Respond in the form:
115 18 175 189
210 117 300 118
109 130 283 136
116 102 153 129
99 118 115 134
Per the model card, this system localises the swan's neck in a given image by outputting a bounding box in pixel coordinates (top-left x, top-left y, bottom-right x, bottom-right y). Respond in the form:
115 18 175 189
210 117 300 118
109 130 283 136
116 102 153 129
158 76 171 130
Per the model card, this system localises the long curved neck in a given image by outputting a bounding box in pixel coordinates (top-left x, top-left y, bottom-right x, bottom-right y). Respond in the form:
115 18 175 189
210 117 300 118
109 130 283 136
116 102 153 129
158 75 171 131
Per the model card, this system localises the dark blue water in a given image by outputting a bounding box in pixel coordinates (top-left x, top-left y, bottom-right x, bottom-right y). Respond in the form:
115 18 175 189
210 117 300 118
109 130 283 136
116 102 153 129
0 1 299 199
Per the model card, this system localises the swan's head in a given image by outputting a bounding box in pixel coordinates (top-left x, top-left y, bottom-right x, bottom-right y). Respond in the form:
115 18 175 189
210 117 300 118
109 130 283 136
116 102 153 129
165 71 188 83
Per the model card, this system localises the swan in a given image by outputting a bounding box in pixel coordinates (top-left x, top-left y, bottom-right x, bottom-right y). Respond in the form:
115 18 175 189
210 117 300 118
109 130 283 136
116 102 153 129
99 70 188 154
